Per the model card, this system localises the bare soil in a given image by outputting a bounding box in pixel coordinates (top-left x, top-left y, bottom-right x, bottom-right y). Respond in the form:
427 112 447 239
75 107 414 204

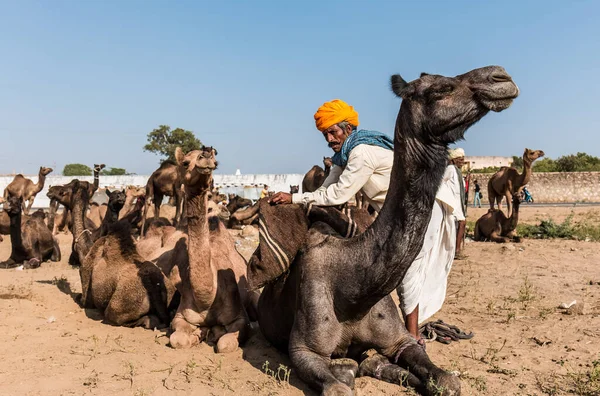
1 205 599 395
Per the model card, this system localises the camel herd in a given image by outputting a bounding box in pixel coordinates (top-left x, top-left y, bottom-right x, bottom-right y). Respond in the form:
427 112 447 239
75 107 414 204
0 65 526 396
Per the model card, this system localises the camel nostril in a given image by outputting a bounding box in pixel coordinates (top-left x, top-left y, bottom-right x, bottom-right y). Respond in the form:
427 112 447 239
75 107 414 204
490 73 512 83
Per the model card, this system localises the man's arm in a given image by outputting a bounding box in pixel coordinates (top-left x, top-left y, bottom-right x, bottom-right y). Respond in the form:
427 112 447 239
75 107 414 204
292 145 375 207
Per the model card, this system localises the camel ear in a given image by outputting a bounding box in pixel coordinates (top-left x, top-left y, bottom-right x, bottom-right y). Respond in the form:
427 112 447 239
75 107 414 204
175 147 184 165
390 75 412 98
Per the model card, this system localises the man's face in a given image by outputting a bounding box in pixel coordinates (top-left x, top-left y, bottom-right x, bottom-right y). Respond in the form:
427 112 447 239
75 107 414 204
322 124 351 152
453 157 465 168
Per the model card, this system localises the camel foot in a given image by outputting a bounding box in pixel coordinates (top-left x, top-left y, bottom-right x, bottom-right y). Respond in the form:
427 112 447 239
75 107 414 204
323 382 353 396
358 352 422 390
215 332 240 353
169 329 200 349
329 358 358 389
425 368 461 396
24 258 41 269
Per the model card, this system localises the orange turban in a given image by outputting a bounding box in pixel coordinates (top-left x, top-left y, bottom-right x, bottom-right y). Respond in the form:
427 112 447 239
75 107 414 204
314 99 359 132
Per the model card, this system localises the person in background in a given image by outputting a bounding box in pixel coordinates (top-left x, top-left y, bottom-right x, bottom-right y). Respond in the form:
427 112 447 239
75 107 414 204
473 179 482 208
447 148 467 259
260 184 270 199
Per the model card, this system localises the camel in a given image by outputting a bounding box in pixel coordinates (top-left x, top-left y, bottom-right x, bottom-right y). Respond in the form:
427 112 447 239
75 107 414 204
1 196 61 268
119 186 146 219
69 180 175 328
87 202 108 229
167 146 257 353
474 194 521 243
3 167 53 215
487 148 544 216
226 194 252 215
302 157 333 193
140 161 184 236
290 185 299 194
46 164 105 233
256 66 519 395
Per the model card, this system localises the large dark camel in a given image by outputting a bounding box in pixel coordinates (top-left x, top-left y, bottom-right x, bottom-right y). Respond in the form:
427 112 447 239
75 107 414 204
69 180 175 328
3 167 53 215
474 194 521 243
141 161 183 236
487 148 544 216
302 157 333 193
168 146 257 352
256 66 519 395
226 194 252 215
1 196 61 268
46 164 105 232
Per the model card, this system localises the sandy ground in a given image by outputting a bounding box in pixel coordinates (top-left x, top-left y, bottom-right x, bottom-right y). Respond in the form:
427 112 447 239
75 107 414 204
1 205 599 395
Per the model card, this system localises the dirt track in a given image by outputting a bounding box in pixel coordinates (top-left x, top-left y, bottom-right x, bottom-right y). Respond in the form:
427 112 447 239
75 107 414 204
1 206 599 395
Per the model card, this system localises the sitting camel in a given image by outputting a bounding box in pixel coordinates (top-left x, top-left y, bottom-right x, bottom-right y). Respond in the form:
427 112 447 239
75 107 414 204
302 157 333 193
474 194 521 243
69 180 175 328
1 196 61 268
226 194 252 216
488 148 544 216
167 146 257 353
3 166 53 215
256 66 519 395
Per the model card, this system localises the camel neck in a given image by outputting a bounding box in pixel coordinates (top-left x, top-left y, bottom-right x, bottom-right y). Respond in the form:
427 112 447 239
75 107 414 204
35 172 46 193
8 211 26 259
517 159 533 187
348 109 448 309
185 188 216 304
72 193 93 261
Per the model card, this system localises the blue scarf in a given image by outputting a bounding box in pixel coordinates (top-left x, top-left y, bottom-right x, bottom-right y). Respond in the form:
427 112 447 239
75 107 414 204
332 129 394 167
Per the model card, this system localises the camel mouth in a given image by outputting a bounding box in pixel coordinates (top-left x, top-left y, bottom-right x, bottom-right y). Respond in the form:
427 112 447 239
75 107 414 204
477 82 520 112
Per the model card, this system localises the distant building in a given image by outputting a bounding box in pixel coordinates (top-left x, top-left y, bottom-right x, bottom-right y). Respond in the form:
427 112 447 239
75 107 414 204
464 156 513 170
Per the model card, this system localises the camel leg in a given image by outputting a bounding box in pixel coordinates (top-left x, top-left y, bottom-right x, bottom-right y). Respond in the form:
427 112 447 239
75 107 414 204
490 225 510 243
290 346 353 395
47 199 58 232
173 190 182 227
473 220 482 241
169 312 203 349
50 237 61 262
153 193 162 221
25 199 34 215
505 192 513 218
358 351 424 392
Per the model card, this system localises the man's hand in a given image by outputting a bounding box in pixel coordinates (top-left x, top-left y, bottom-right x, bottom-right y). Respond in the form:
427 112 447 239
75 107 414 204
268 192 292 205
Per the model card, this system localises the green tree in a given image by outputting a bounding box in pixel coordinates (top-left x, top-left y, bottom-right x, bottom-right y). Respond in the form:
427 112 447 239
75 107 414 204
143 125 202 162
555 152 600 172
101 167 128 176
63 163 92 176
533 158 558 172
511 155 524 171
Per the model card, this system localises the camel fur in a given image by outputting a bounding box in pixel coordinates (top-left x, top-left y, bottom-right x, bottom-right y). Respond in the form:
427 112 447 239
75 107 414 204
487 148 544 216
302 157 333 193
256 66 519 395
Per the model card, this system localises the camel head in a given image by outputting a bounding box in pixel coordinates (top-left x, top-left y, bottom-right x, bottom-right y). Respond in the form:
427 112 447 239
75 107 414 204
31 209 46 220
228 193 236 201
105 188 127 211
4 196 23 216
125 185 145 199
323 157 333 168
290 185 299 194
175 146 219 191
47 182 75 208
40 167 53 176
523 148 545 164
94 164 106 173
207 198 230 221
391 66 519 145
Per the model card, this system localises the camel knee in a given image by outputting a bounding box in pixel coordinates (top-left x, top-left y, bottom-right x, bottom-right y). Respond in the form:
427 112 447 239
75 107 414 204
216 332 240 353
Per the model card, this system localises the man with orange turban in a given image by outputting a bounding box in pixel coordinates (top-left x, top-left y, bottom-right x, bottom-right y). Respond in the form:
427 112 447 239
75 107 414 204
269 99 394 210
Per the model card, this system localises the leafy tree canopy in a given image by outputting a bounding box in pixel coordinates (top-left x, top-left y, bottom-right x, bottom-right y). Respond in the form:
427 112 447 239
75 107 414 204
533 152 600 172
101 167 128 176
63 163 92 176
143 125 202 162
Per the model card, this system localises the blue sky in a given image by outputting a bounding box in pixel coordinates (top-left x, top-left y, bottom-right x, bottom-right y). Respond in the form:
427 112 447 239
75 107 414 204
1 0 598 176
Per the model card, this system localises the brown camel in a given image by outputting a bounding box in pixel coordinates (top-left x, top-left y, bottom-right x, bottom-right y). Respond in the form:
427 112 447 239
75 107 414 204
289 185 299 194
46 164 105 232
168 146 256 353
302 157 333 193
119 186 145 220
69 180 175 328
256 66 519 395
141 161 183 236
474 194 521 243
226 194 252 215
87 202 108 229
487 148 544 216
3 167 53 215
1 196 61 268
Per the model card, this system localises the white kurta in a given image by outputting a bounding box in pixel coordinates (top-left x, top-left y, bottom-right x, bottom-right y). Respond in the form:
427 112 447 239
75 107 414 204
397 165 465 323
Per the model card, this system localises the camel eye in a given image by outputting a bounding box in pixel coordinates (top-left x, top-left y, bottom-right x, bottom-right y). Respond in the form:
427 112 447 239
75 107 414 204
182 160 190 167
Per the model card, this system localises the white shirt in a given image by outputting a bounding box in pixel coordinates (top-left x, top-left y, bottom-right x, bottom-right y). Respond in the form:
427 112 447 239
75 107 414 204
292 144 393 211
